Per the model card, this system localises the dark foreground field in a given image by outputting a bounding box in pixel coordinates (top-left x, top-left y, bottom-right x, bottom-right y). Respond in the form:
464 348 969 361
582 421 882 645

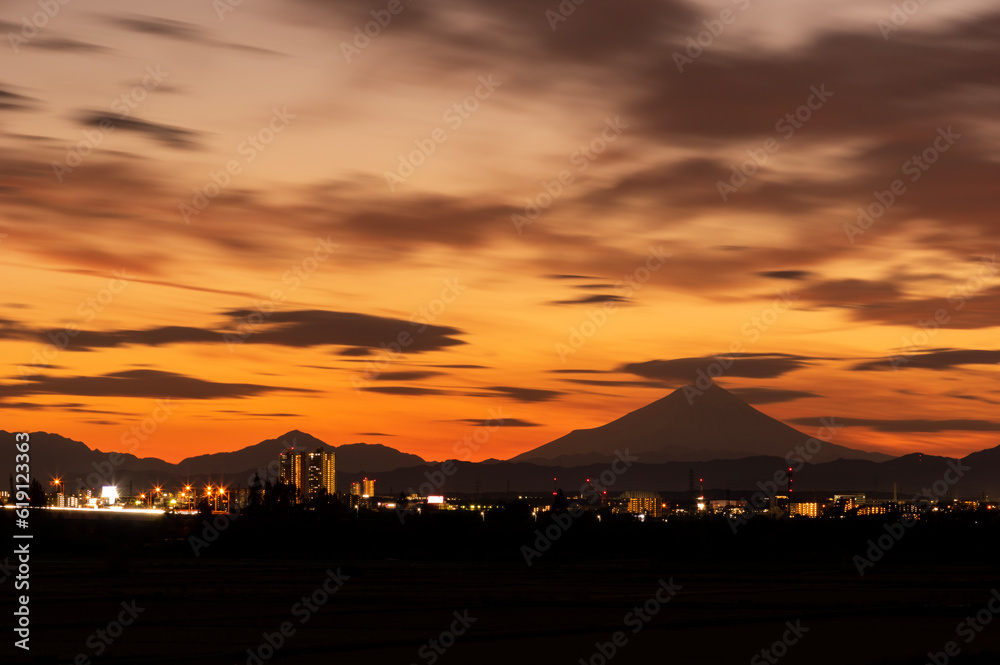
5 510 1000 665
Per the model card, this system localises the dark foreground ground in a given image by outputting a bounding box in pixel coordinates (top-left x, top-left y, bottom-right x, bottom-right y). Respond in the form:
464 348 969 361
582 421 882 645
4 509 1000 665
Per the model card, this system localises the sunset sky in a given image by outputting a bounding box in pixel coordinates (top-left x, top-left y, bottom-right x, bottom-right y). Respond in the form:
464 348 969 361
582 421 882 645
1 0 999 464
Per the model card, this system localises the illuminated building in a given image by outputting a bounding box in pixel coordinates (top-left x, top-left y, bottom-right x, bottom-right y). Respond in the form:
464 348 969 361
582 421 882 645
349 478 376 498
279 450 303 491
834 494 865 511
789 502 819 518
101 485 119 506
857 505 887 516
279 447 336 501
306 449 324 497
620 491 663 518
322 451 337 495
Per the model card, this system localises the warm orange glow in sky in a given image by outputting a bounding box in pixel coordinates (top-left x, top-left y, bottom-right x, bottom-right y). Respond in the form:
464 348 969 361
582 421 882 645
2 0 999 463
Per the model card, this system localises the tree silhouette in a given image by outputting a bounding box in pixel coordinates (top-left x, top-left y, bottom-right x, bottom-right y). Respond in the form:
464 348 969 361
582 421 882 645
249 473 263 508
28 478 47 507
197 498 212 518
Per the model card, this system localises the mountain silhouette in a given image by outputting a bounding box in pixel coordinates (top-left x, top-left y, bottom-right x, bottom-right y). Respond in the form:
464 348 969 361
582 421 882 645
0 429 426 491
511 383 891 465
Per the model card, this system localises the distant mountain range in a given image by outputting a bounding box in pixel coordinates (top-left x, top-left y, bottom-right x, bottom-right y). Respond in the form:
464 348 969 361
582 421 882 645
0 429 426 491
4 383 999 495
359 447 1000 497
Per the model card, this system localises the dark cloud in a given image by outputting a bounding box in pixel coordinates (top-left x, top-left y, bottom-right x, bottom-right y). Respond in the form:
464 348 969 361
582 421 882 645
1 310 465 354
758 270 813 281
218 409 302 417
339 194 511 249
550 294 629 306
949 393 1000 406
560 379 662 389
360 386 449 396
797 279 904 309
220 310 465 353
485 386 562 403
107 15 203 41
630 21 1000 147
77 111 201 149
338 347 372 357
0 401 84 410
729 387 820 405
852 349 1000 372
848 287 1000 329
374 371 443 381
33 37 109 53
455 418 540 427
104 15 285 57
788 416 1000 433
0 369 311 400
621 354 810 383
0 86 34 111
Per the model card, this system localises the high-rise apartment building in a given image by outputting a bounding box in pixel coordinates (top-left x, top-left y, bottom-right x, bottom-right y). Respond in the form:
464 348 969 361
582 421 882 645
279 447 336 501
